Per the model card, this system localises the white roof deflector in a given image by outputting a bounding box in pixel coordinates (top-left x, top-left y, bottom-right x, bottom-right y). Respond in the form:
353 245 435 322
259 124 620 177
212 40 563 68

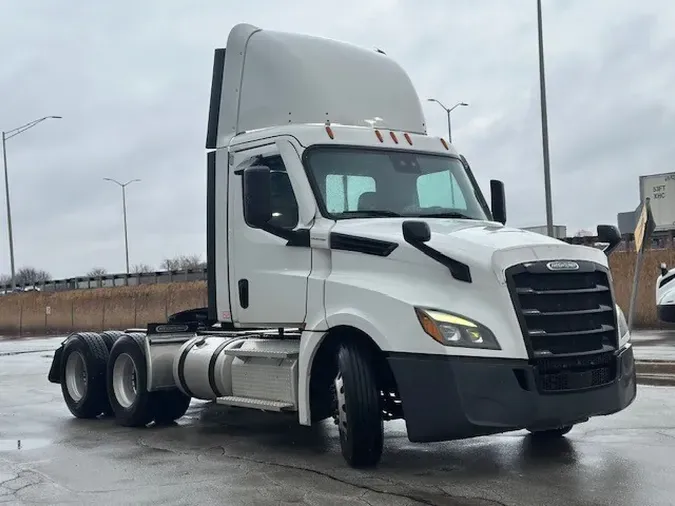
206 23 427 148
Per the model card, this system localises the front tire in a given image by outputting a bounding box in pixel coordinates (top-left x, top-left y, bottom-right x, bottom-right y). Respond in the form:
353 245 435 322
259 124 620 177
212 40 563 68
60 332 110 419
106 334 155 427
334 341 384 468
528 425 574 439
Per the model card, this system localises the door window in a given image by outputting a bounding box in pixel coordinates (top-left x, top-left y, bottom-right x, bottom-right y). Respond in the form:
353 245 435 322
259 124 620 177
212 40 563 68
244 154 299 230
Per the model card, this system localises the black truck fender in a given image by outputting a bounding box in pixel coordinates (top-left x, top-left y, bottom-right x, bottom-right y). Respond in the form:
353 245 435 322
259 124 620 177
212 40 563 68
47 341 66 384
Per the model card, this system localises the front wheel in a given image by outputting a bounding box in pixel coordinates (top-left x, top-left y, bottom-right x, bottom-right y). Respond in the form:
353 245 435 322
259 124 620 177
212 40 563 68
528 425 574 439
333 341 384 468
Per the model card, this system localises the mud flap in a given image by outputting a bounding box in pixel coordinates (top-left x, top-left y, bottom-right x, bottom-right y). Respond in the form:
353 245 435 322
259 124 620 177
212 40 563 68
47 344 64 384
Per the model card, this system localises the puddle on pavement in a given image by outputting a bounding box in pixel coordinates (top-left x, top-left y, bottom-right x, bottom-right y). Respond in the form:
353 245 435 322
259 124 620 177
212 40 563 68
0 438 51 452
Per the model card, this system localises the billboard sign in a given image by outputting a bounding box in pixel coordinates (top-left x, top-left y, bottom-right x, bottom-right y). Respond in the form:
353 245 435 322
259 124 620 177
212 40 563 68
639 172 675 231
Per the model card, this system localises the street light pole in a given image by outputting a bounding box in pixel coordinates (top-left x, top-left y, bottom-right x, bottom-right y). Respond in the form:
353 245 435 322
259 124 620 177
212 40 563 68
537 0 554 237
1 132 15 291
122 184 129 274
426 99 468 144
103 178 140 274
1 115 62 289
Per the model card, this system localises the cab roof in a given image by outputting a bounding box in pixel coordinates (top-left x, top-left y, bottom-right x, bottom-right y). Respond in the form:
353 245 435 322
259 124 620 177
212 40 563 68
206 23 428 149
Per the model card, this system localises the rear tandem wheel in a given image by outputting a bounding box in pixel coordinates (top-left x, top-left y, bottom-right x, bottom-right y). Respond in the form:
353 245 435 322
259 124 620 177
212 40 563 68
106 333 191 427
60 332 111 419
99 330 126 352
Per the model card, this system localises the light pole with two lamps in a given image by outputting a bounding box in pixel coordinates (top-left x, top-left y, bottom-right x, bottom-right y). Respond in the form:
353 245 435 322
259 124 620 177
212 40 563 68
425 99 468 206
426 99 468 144
537 0 554 238
103 178 140 275
1 115 62 290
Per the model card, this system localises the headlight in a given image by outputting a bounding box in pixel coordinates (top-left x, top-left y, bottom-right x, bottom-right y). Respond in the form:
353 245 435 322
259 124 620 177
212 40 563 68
414 308 501 350
616 304 630 347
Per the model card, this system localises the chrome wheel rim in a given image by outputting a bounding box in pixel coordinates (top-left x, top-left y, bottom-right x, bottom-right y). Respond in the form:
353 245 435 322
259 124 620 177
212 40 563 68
334 373 348 439
65 351 87 402
112 353 138 408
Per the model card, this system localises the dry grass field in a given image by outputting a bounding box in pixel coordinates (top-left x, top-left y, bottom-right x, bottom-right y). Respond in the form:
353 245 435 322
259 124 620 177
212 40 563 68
0 248 673 337
0 281 207 337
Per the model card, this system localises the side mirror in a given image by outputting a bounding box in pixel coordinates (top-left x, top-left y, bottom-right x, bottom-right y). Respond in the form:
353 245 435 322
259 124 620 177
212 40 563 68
489 180 506 225
402 220 431 243
596 224 621 256
661 262 669 277
243 165 272 228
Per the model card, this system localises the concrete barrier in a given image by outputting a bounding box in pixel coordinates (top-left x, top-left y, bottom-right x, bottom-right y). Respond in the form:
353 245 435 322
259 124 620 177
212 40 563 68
0 247 674 337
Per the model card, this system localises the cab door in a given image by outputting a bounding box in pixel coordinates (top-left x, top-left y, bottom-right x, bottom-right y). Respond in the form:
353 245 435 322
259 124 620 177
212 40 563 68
228 140 313 327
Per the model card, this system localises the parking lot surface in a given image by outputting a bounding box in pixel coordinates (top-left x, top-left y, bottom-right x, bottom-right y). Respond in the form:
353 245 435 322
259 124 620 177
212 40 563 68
2 335 675 505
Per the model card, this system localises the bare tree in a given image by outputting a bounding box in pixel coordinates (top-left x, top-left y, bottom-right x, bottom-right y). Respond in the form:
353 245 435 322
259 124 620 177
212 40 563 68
15 267 51 286
132 263 154 273
160 257 180 271
161 254 204 271
87 267 107 277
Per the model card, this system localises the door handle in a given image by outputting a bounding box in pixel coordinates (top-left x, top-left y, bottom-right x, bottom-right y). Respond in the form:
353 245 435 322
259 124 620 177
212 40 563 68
238 279 249 308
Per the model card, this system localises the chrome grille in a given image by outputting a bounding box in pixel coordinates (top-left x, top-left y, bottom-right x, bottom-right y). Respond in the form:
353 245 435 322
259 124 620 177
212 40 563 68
506 260 618 358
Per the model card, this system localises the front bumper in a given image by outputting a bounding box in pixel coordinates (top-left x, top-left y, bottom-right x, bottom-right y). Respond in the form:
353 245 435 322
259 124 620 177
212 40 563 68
387 345 636 443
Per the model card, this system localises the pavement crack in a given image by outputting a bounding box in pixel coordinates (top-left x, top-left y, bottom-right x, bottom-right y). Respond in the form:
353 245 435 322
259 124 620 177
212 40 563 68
358 489 376 506
0 469 45 501
136 436 187 455
205 445 508 506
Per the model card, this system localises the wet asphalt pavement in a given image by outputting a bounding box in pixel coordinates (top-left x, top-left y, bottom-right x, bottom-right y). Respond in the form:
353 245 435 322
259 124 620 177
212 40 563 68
2 335 675 506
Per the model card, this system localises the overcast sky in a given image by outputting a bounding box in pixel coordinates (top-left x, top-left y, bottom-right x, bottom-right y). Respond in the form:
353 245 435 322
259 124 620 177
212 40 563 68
1 0 673 279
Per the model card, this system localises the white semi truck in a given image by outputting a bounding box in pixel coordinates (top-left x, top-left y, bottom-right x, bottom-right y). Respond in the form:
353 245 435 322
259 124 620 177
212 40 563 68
48 23 636 468
657 262 675 323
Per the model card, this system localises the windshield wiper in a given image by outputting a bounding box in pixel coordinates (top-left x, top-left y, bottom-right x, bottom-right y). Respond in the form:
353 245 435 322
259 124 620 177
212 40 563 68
414 212 475 220
337 210 402 218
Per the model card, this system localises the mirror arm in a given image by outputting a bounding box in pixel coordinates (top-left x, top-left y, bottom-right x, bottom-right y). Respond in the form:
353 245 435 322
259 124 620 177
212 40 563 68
402 223 472 283
255 221 310 248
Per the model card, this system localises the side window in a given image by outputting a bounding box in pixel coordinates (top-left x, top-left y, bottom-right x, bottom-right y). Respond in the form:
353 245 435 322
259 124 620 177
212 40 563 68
417 170 467 209
325 174 376 213
246 154 299 230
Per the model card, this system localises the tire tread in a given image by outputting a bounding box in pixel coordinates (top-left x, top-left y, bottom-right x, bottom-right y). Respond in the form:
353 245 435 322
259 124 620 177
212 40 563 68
107 333 155 427
100 330 126 351
61 332 110 418
338 340 383 468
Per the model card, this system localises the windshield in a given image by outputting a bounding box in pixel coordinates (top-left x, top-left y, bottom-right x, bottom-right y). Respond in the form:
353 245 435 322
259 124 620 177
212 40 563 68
304 147 491 221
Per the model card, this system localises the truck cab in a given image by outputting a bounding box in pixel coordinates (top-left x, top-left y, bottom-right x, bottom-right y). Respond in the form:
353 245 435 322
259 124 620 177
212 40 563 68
49 23 636 469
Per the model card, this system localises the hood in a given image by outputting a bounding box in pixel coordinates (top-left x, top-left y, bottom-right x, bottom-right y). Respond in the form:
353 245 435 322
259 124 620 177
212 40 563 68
329 218 609 278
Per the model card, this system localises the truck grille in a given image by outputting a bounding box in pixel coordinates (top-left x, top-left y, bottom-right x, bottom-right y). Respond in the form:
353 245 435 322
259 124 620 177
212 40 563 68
505 260 619 358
